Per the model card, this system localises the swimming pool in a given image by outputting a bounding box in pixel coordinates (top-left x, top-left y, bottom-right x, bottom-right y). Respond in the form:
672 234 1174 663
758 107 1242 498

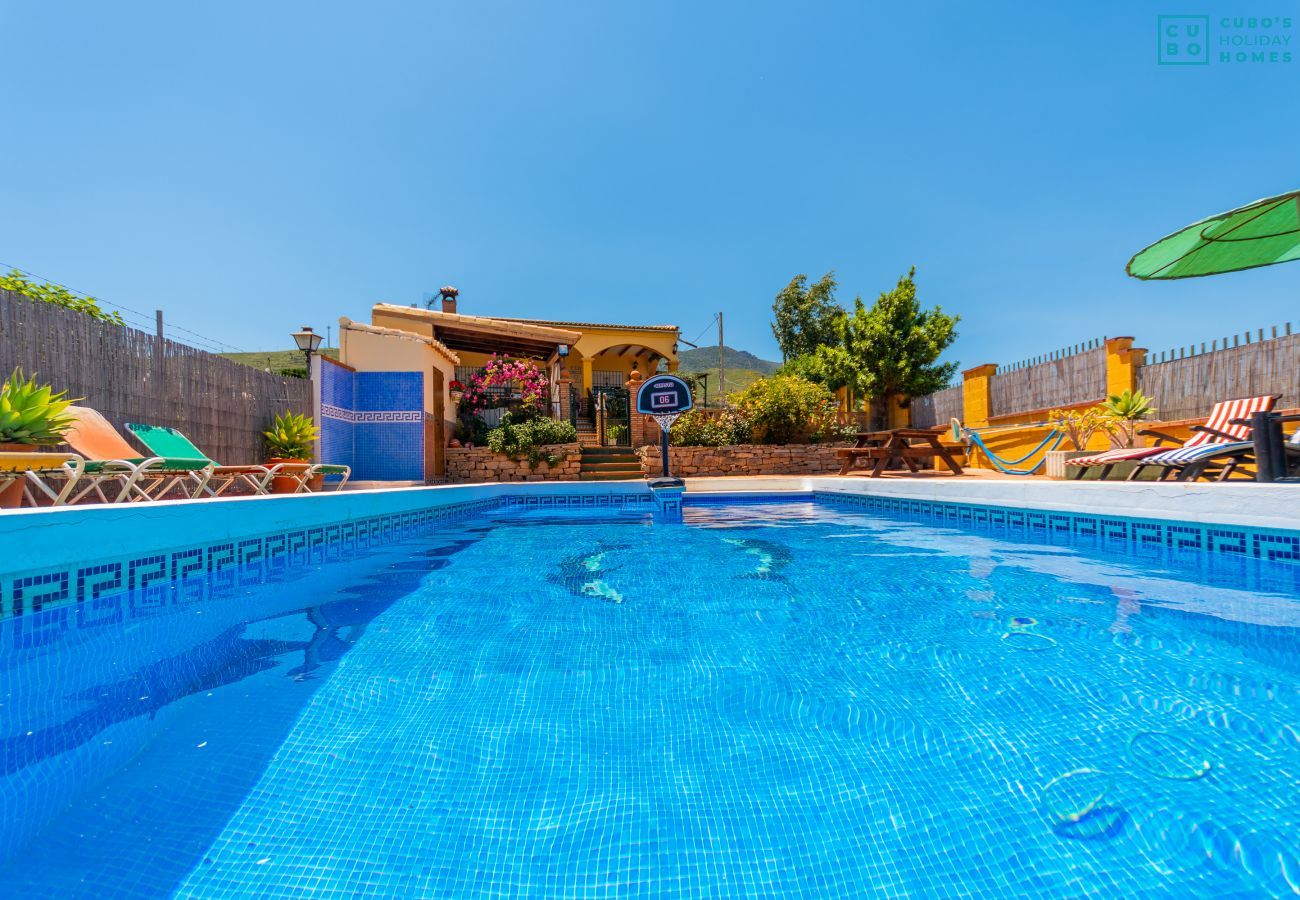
3 493 1300 896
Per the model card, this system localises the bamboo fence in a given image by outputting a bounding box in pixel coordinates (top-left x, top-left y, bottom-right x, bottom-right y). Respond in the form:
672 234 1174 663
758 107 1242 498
1136 327 1300 420
988 345 1106 418
0 291 309 463
908 384 964 428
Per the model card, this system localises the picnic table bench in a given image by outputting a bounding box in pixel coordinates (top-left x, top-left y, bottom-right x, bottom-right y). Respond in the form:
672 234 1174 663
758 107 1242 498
836 427 964 477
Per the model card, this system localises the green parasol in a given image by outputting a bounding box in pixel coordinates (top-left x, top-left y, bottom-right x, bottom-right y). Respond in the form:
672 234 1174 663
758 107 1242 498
1127 189 1300 279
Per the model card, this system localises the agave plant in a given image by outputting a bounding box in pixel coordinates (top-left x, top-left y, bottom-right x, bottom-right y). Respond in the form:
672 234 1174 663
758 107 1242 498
263 412 320 460
0 368 79 445
1102 389 1157 449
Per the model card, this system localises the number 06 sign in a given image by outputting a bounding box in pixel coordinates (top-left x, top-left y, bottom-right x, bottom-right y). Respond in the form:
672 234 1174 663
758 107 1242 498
636 375 693 478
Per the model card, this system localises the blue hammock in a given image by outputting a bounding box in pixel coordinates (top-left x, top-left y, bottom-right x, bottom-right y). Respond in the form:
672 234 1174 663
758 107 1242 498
962 428 1064 476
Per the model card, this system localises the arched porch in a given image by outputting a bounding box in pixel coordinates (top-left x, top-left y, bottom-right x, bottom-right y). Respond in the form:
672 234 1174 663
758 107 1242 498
565 341 676 418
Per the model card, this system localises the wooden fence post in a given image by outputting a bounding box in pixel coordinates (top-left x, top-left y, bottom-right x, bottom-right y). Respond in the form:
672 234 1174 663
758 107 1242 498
154 309 166 413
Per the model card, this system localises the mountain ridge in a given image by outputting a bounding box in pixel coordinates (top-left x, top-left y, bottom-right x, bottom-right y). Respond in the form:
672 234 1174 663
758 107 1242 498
678 345 779 376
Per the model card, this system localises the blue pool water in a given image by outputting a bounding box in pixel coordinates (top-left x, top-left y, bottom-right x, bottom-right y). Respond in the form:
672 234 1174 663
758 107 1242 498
3 498 1300 897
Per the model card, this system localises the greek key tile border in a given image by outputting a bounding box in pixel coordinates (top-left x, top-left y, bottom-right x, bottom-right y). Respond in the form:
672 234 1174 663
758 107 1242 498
321 404 422 424
12 487 1295 651
0 491 662 645
500 493 654 510
0 497 504 644
812 491 1300 565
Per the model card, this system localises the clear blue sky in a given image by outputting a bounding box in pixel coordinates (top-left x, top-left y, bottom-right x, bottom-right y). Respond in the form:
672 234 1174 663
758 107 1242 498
2 1 1297 367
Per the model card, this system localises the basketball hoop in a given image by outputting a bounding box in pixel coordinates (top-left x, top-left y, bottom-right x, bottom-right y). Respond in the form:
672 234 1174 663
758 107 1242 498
635 376 694 480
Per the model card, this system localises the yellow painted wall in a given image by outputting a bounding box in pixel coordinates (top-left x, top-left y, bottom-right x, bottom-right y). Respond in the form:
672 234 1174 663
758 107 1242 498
338 323 456 420
567 326 678 366
961 364 998 429
1104 337 1142 399
955 337 1155 473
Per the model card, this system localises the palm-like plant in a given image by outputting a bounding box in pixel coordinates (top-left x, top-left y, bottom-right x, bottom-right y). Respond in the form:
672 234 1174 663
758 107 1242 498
263 412 320 460
0 369 79 445
1102 389 1157 449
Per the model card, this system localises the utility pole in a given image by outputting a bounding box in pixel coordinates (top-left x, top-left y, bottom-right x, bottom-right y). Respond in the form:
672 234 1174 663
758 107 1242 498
717 312 725 400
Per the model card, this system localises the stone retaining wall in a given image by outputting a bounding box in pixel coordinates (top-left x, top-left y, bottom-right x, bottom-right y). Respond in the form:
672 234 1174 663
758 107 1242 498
445 443 582 483
636 443 849 477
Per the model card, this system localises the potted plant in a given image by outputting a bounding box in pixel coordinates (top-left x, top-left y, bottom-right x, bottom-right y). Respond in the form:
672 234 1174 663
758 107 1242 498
0 369 78 508
1102 389 1157 449
448 380 465 404
1044 406 1114 479
263 411 321 494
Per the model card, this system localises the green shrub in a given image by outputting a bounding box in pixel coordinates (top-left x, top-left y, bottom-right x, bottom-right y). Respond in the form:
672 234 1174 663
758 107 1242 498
0 269 124 325
669 408 752 447
809 421 858 444
732 375 836 445
605 424 629 445
486 416 578 467
501 405 542 426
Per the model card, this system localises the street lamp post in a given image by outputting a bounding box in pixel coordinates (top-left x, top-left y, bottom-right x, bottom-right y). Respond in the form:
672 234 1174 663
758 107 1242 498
292 325 323 367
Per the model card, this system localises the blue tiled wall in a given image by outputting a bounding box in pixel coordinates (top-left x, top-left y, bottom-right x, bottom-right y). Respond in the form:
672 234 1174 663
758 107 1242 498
321 416 354 474
320 362 356 475
322 360 354 408
355 372 423 412
320 363 424 482
355 421 424 480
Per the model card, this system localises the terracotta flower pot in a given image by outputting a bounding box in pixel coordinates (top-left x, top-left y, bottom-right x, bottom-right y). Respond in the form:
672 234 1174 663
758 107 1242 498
0 442 29 509
267 457 313 494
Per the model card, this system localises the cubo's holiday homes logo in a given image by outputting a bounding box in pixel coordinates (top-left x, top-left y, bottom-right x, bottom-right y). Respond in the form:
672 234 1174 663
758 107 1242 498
1158 14 1293 65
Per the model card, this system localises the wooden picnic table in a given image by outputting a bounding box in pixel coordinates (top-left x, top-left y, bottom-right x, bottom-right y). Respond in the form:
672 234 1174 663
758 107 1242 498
836 427 964 477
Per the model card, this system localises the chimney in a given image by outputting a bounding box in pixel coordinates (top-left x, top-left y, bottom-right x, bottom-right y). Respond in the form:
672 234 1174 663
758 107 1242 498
438 285 459 315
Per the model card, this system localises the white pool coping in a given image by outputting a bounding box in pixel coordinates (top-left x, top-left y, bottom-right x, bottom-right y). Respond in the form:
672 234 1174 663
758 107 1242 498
684 476 1300 533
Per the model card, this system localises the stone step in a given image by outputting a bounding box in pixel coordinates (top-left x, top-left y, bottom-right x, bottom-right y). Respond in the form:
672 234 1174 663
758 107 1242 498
580 462 642 473
578 471 645 481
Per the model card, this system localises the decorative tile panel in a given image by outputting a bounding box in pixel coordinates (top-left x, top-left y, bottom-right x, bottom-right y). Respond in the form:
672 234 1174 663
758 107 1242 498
320 366 424 481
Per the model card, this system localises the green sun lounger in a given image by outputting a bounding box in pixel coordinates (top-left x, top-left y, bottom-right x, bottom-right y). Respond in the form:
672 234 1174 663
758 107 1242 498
59 407 214 503
126 423 350 495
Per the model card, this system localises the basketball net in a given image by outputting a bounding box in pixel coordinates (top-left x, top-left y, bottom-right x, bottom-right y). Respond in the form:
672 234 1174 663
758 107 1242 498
652 413 681 433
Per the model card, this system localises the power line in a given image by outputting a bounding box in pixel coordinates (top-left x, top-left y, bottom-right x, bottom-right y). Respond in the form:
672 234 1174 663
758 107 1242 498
686 315 718 349
0 261 250 353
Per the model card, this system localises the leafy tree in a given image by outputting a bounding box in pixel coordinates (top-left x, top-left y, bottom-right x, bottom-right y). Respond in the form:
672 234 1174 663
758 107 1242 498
783 268 958 411
770 272 844 362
